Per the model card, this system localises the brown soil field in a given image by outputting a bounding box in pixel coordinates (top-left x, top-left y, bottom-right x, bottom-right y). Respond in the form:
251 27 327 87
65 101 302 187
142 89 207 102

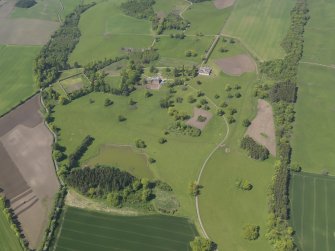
186 108 213 130
0 0 58 45
214 0 236 9
246 99 276 156
0 95 59 248
216 54 256 76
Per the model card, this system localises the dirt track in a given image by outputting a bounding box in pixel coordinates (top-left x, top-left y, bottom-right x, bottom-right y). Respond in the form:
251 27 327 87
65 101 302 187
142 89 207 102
216 54 256 76
246 99 276 156
0 95 59 248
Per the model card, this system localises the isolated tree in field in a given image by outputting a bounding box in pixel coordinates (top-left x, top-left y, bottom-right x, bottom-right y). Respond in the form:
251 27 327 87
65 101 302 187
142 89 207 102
145 91 152 98
190 236 216 251
158 137 167 144
189 181 200 196
118 115 127 122
236 179 253 191
217 109 225 116
187 95 196 103
104 98 113 107
242 119 251 127
243 224 260 240
135 139 146 148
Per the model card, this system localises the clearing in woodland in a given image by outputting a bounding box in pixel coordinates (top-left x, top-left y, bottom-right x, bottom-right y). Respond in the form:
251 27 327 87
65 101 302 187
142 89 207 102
223 0 294 60
54 207 197 251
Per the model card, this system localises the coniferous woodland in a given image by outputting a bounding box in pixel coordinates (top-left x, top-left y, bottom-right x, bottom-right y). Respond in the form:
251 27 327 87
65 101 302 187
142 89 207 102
240 136 269 160
34 3 95 88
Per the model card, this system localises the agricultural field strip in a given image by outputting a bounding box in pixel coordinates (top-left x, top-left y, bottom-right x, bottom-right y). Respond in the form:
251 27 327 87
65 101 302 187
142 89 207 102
187 84 230 239
291 173 333 251
58 235 172 251
63 218 194 239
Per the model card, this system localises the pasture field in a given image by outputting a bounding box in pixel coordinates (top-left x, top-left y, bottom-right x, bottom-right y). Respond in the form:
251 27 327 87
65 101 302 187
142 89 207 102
53 85 227 218
196 67 273 250
69 0 153 65
301 0 335 66
153 0 188 16
85 145 154 179
290 172 335 251
154 36 213 66
291 64 335 174
10 0 81 22
0 45 39 116
54 207 197 251
59 74 90 94
0 210 22 251
223 0 294 61
184 1 232 35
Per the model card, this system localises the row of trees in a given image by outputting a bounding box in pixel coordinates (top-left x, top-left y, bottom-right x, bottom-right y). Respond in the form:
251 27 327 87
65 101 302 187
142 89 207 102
240 136 269 160
263 1 309 250
15 0 36 8
68 135 94 168
34 3 95 88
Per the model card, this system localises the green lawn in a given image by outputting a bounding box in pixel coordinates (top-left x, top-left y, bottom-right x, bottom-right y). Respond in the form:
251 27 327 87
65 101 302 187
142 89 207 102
69 0 153 65
85 145 154 179
0 45 40 116
291 64 335 174
290 172 335 251
196 67 273 250
53 85 226 218
302 0 335 65
54 207 197 251
223 0 294 61
0 210 22 251
184 1 232 35
10 0 81 22
154 36 213 66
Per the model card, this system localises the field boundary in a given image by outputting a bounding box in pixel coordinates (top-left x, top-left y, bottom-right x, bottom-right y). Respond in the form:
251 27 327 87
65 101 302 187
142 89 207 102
300 61 335 70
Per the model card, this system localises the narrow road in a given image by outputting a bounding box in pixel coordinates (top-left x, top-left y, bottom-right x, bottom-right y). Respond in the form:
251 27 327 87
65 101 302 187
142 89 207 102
187 85 230 239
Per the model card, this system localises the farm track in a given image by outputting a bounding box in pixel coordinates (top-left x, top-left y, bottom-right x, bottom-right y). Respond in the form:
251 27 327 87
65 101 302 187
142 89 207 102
300 61 335 70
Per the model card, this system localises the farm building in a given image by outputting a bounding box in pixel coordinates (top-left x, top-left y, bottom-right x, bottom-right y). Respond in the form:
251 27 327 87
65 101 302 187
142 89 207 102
145 76 164 90
198 66 212 76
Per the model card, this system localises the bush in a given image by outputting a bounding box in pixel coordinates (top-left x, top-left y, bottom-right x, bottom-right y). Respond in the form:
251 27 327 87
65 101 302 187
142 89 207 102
15 0 36 8
187 95 196 103
190 236 216 251
242 119 251 127
53 150 66 162
189 181 200 196
197 115 207 122
243 224 260 240
104 98 113 107
241 136 269 160
135 139 146 148
118 115 127 122
290 161 301 172
158 137 167 144
148 157 156 164
236 179 253 191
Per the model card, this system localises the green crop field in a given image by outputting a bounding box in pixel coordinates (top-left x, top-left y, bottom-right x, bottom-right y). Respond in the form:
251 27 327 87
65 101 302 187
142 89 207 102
223 0 294 61
10 0 81 22
85 145 154 179
184 1 232 35
153 0 188 16
196 65 273 250
54 207 197 251
69 0 153 65
290 172 335 251
0 45 40 116
0 211 22 251
302 0 335 66
292 64 335 174
154 36 213 66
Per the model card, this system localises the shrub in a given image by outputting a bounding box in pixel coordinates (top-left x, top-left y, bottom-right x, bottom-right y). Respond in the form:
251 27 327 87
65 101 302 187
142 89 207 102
227 116 235 124
118 115 127 122
235 92 242 98
53 150 66 162
148 157 156 164
145 91 153 98
242 119 251 127
197 115 207 122
104 98 113 107
243 224 260 240
189 181 200 196
187 95 196 103
135 139 146 148
220 101 228 108
158 137 167 144
190 236 216 251
290 162 301 172
15 0 36 8
236 179 253 191
217 109 225 116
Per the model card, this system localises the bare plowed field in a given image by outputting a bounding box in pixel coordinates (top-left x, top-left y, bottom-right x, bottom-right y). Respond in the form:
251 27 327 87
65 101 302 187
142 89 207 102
0 95 59 248
0 0 58 45
216 54 256 76
214 0 235 9
246 99 276 156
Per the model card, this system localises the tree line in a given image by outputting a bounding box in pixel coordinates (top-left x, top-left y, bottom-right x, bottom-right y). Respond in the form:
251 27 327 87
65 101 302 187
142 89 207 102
240 136 269 160
34 3 95 88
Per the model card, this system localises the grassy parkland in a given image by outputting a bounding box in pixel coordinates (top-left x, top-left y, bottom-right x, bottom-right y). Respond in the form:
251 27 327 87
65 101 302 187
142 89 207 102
54 207 197 251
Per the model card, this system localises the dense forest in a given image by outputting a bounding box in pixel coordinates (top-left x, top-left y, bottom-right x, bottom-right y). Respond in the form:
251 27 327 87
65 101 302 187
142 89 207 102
34 3 95 88
15 0 36 8
120 0 155 19
240 136 269 160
